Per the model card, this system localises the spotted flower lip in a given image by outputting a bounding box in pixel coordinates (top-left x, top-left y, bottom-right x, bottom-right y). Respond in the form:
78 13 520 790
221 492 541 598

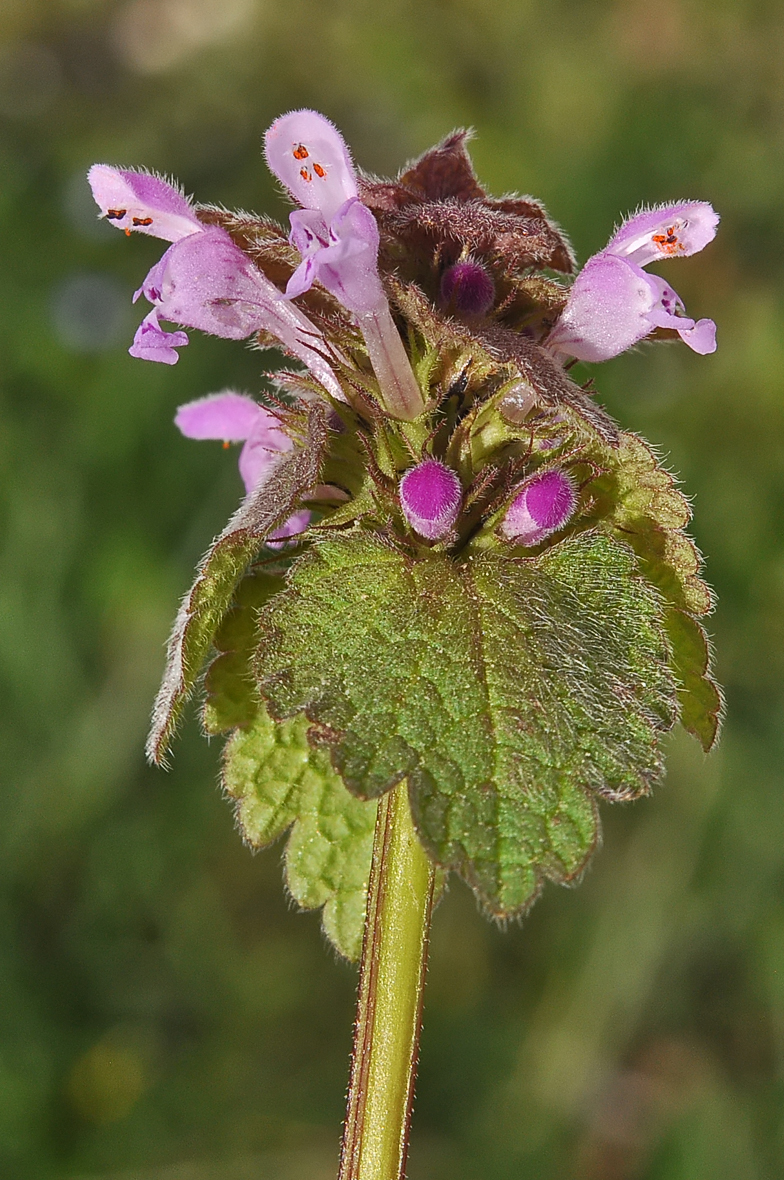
547 201 719 363
87 165 203 242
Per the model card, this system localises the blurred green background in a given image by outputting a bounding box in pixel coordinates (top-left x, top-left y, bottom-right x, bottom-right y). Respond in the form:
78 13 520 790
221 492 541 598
2 0 783 1177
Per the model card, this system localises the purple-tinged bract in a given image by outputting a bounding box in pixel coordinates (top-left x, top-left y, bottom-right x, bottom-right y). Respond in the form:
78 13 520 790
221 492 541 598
399 460 462 541
501 469 577 546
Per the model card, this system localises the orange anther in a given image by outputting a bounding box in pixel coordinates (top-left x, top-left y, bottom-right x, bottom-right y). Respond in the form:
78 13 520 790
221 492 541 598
300 167 312 182
106 208 126 219
313 162 326 178
222 440 230 449
124 227 131 236
293 144 309 160
132 216 153 226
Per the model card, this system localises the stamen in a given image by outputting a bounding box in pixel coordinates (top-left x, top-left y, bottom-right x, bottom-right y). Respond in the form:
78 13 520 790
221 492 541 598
106 208 126 219
300 167 312 182
222 440 230 449
313 163 326 178
132 217 154 226
293 144 309 160
652 225 682 255
124 227 131 236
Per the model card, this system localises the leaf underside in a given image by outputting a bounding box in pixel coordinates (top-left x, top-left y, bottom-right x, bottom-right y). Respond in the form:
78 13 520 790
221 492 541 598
255 531 678 917
224 706 377 962
146 401 329 766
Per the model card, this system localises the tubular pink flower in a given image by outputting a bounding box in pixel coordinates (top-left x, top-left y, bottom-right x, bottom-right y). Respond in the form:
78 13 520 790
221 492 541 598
500 469 576 546
87 165 203 242
399 459 462 541
264 109 425 420
88 166 344 398
548 202 719 363
175 391 311 543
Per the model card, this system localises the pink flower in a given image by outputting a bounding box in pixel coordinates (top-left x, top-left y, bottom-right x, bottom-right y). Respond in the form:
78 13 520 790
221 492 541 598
547 202 719 363
399 459 462 541
175 391 311 543
500 469 576 546
88 166 343 400
264 109 387 316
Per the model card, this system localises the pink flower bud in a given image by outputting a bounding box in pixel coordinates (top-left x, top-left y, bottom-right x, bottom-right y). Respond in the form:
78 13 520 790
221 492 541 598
440 261 495 316
399 459 462 541
501 469 576 546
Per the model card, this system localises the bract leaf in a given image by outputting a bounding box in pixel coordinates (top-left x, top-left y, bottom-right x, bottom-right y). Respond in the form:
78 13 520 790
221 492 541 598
202 565 286 735
224 705 377 960
255 531 677 917
146 401 329 766
665 607 724 752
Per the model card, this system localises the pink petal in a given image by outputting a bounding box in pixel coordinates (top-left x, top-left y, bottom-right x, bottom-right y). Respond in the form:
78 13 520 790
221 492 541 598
264 109 358 222
678 317 717 355
547 255 658 363
174 391 262 442
87 165 203 242
267 508 312 549
134 227 344 400
128 310 188 364
238 411 294 494
606 202 719 267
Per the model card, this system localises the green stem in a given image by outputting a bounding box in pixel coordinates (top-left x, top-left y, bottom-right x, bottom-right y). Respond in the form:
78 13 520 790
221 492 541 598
338 782 436 1180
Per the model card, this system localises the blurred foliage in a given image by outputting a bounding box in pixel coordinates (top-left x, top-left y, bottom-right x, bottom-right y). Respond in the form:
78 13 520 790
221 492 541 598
1 0 783 1177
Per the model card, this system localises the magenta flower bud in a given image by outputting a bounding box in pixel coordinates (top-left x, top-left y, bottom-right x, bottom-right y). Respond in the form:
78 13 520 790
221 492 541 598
399 459 462 541
440 260 495 316
500 469 576 546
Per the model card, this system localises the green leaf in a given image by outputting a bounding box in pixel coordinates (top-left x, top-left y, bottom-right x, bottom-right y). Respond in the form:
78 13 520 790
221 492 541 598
223 705 377 960
255 531 677 917
202 565 287 735
146 401 329 765
665 607 724 752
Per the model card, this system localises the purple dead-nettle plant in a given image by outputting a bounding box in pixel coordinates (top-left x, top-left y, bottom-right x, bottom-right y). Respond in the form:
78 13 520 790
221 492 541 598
90 110 723 1180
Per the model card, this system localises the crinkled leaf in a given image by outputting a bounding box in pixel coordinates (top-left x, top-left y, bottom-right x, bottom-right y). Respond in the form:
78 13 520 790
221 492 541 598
202 565 286 735
255 531 677 917
223 705 377 960
146 401 329 765
665 607 723 752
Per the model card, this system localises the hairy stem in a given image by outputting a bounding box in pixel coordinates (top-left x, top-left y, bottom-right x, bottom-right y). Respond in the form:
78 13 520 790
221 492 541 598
359 307 427 421
338 782 436 1180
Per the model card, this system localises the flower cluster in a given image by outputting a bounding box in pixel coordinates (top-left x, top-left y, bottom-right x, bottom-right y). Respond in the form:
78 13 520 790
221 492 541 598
89 110 719 552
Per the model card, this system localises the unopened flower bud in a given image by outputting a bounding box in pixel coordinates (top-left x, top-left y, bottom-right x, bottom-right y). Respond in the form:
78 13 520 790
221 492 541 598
399 459 462 541
439 261 495 316
501 469 576 546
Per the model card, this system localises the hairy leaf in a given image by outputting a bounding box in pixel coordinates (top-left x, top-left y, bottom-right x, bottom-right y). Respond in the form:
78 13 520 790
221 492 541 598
202 565 286 735
665 607 723 752
255 531 677 916
224 705 377 960
146 401 329 765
